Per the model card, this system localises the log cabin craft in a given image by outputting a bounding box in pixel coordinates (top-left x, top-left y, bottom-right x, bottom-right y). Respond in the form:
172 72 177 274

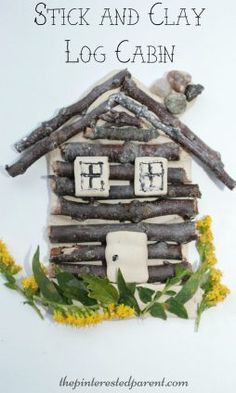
1 70 234 328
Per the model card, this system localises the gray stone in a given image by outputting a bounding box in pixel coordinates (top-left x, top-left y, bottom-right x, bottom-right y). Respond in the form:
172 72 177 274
185 84 204 102
167 70 192 93
150 77 172 98
164 92 187 115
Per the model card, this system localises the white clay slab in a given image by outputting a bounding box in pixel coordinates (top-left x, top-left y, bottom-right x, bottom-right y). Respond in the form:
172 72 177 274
106 231 148 283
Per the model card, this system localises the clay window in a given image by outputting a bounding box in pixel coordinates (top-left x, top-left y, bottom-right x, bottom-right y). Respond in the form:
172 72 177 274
74 156 110 197
134 157 168 196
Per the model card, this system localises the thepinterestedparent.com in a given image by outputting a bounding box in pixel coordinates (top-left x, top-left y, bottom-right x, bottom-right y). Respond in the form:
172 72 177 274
59 376 189 390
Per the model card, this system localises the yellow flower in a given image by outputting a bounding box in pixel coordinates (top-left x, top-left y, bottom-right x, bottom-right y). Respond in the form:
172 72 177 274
199 232 214 243
53 309 106 327
22 276 38 292
209 268 222 284
0 240 22 274
114 304 135 319
197 216 218 268
197 215 212 231
53 310 66 324
196 216 230 312
53 304 136 328
205 283 230 306
206 254 217 266
106 304 135 319
107 304 115 313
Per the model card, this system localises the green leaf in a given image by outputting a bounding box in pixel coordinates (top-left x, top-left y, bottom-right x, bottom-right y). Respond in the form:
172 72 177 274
56 271 97 306
23 300 44 320
165 298 188 319
137 286 155 304
174 269 204 305
154 290 163 300
32 247 64 304
57 271 85 291
82 274 119 305
127 283 136 296
5 273 16 284
117 269 140 314
165 290 176 297
165 265 191 287
149 303 167 320
4 282 17 290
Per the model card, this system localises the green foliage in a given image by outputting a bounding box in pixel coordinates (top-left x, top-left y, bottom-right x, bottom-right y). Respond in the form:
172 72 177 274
56 271 97 306
165 265 191 287
165 298 188 319
82 274 119 305
117 269 140 314
149 303 167 320
127 283 136 295
1 240 221 329
4 282 18 290
165 290 176 296
174 268 204 305
137 286 155 304
32 247 64 304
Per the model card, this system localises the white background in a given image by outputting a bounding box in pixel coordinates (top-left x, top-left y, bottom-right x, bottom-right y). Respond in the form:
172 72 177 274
0 1 236 392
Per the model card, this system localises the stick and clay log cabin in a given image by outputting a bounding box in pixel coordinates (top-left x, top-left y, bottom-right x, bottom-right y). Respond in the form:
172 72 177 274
6 70 236 318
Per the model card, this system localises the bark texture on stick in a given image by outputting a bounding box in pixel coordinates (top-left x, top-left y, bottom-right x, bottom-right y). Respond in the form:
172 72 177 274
52 161 188 183
54 197 198 222
122 79 236 190
61 142 180 163
100 184 201 199
52 261 192 283
49 221 197 243
85 126 159 142
50 242 182 263
51 177 201 199
14 70 130 152
100 110 143 128
6 97 117 177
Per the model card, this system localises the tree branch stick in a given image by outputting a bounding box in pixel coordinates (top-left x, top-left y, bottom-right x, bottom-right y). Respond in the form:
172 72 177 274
61 142 180 163
14 70 130 152
122 79 236 190
51 177 201 199
6 97 117 177
50 241 182 263
84 126 159 142
49 221 197 244
100 110 143 128
52 161 188 183
53 197 198 222
51 261 192 283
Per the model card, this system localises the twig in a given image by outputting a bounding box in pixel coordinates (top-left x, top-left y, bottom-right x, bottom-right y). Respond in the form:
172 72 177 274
49 221 197 243
52 261 192 283
122 79 236 190
52 161 188 184
50 241 182 263
100 110 143 128
84 126 159 142
53 197 198 222
61 142 180 163
15 70 130 152
6 97 117 177
51 176 201 199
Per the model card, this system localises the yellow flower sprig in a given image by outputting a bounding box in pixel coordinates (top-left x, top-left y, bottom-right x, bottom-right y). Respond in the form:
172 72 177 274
196 216 230 327
0 236 231 331
21 276 39 297
53 304 135 328
0 240 22 276
0 240 43 318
